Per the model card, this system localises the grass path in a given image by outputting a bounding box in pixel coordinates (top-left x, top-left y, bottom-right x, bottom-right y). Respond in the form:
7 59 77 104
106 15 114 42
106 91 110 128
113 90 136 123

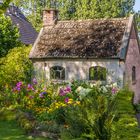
0 120 37 140
0 108 48 140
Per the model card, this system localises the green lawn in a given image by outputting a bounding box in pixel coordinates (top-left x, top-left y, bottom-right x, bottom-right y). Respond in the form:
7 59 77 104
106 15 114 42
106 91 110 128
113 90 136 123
0 108 49 140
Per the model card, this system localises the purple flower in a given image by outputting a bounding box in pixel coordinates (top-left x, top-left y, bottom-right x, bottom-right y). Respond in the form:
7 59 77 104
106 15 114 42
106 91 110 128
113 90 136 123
32 78 37 85
27 84 34 91
59 88 66 96
42 92 47 95
12 82 24 93
65 86 71 93
59 86 71 96
12 86 21 92
16 87 21 91
65 97 69 103
16 82 22 87
39 92 47 98
39 93 44 98
112 87 117 94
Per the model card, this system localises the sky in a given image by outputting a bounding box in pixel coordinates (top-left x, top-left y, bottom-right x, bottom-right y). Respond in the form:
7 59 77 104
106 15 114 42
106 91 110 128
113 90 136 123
134 0 140 12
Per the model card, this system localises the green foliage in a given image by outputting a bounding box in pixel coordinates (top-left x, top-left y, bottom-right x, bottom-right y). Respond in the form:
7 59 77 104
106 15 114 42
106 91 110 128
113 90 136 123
135 11 140 38
61 85 118 140
112 114 140 140
89 66 107 80
0 46 33 89
0 0 12 14
112 88 140 140
61 0 134 19
14 0 46 31
0 14 21 57
0 108 49 140
133 104 140 113
16 110 36 132
13 0 135 31
1 80 139 139
116 88 135 114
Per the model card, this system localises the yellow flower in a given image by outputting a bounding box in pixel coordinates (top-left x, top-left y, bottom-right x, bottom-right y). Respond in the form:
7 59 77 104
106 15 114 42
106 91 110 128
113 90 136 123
76 101 80 105
48 108 53 113
68 99 73 104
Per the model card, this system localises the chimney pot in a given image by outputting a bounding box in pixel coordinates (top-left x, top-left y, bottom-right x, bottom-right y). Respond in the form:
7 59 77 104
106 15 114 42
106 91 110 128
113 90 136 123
43 9 58 27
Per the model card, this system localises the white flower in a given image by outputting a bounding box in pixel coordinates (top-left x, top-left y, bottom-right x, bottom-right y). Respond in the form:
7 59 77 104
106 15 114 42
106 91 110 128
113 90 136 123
76 86 83 93
76 87 92 100
112 82 117 87
105 84 110 88
101 86 108 93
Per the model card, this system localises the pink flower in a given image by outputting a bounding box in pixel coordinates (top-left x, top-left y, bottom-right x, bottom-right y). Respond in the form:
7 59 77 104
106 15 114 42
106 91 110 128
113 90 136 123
65 86 71 93
16 82 22 88
43 87 47 90
27 84 34 91
39 93 44 98
112 87 118 94
32 78 37 85
59 86 71 96
59 88 66 96
65 97 69 103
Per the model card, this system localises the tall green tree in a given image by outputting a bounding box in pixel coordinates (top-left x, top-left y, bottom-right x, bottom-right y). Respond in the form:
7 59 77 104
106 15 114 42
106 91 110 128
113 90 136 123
135 11 140 38
0 46 33 89
0 15 21 57
13 0 135 30
0 0 12 14
69 0 135 19
14 0 47 31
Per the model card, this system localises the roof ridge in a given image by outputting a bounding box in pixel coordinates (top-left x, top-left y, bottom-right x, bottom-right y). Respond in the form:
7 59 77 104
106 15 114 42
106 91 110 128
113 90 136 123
57 17 129 23
7 5 28 22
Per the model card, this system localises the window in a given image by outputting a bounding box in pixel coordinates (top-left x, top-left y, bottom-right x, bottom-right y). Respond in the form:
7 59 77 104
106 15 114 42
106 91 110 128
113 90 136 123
89 66 106 80
50 66 65 80
132 66 136 83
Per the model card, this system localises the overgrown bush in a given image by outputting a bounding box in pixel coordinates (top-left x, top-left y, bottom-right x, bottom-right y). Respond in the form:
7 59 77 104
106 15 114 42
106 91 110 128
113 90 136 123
9 80 118 139
0 46 33 89
61 84 118 140
112 88 140 140
1 79 139 139
0 14 21 57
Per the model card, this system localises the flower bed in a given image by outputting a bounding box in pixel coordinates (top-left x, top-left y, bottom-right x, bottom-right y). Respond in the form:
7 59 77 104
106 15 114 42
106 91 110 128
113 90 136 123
0 79 138 140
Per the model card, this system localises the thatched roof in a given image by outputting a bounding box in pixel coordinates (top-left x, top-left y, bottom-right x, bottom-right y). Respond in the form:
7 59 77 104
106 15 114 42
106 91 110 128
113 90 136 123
30 16 134 59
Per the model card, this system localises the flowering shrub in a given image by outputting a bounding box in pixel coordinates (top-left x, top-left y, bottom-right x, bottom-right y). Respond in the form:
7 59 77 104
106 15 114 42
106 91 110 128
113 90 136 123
5 80 79 120
3 79 118 114
0 79 120 139
0 79 136 139
60 82 119 140
0 46 33 90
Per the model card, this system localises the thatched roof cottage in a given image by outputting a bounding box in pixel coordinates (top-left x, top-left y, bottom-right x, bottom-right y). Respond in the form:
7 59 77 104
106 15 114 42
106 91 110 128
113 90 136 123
30 10 140 103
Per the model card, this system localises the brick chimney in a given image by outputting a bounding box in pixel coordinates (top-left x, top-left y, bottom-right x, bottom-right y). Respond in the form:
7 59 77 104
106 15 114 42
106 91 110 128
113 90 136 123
43 9 58 27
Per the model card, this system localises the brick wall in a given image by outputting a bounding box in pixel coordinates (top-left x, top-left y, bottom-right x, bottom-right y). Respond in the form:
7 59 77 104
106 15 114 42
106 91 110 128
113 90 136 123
125 25 140 103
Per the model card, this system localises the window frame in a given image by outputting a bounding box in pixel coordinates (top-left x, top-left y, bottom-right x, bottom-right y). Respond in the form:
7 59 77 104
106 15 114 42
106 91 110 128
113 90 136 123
50 66 65 80
132 66 136 84
89 66 107 81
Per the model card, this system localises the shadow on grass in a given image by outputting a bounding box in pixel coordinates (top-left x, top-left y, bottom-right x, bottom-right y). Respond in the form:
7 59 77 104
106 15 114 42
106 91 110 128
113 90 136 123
0 109 49 140
0 120 30 140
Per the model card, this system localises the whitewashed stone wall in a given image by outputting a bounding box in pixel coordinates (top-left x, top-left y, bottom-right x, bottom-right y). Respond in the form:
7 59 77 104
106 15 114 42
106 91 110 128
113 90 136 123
33 59 124 87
